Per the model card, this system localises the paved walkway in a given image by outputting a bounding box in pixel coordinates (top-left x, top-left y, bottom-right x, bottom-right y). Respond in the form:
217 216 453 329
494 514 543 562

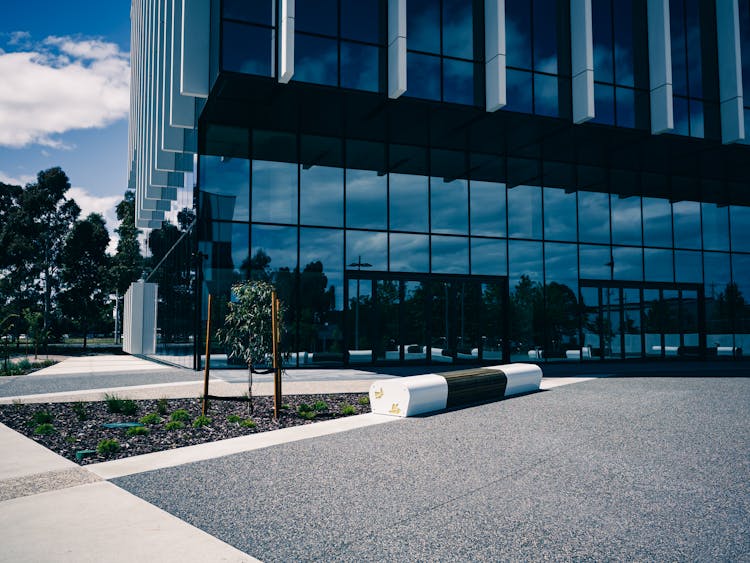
0 354 748 561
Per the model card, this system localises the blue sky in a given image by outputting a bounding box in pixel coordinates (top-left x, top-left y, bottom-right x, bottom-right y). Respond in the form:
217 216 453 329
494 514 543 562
0 1 133 246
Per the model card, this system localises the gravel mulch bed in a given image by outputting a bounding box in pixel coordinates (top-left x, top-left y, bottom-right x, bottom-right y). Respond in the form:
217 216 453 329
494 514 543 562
0 393 370 465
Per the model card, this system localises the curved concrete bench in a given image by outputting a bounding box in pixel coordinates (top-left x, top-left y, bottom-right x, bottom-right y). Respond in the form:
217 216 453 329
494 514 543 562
369 363 543 417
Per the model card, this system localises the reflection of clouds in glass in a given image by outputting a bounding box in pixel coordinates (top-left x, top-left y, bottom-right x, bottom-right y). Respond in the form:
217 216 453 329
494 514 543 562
505 4 531 69
300 165 343 227
405 52 441 101
441 0 473 59
578 191 610 244
534 73 558 117
545 243 578 281
730 206 750 252
543 188 576 241
612 246 643 281
431 235 468 274
294 35 338 86
390 173 429 232
703 252 730 290
407 0 440 54
346 230 387 271
642 197 672 247
471 181 506 237
508 185 542 239
672 200 701 249
252 160 297 224
431 177 468 234
579 244 611 279
471 238 506 275
644 248 673 282
346 169 387 229
732 254 750 295
200 155 250 221
340 42 379 92
701 203 729 251
611 196 641 245
509 240 543 282
674 250 702 283
301 227 344 309
390 233 429 272
442 59 474 105
251 224 298 271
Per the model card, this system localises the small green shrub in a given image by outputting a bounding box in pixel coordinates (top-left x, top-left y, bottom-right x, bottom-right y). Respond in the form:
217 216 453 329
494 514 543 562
170 409 190 422
126 426 150 437
139 413 163 425
104 394 124 413
121 400 138 416
340 403 357 416
297 403 312 414
240 418 257 428
299 410 317 420
165 420 185 431
96 438 121 456
357 395 370 406
156 398 169 415
227 414 243 423
34 423 55 435
192 415 212 428
71 402 88 421
65 435 77 444
280 403 290 410
313 400 328 412
31 410 53 425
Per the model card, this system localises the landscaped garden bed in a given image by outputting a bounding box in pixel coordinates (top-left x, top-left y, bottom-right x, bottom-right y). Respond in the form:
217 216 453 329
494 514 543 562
0 393 370 465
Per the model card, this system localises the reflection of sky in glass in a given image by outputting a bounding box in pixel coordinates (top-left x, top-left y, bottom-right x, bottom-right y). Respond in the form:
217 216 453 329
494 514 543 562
346 230 387 271
612 246 643 281
509 240 543 282
533 0 558 74
222 22 274 77
442 59 474 105
294 34 338 86
642 197 672 247
431 177 468 234
508 185 542 239
471 238 507 275
300 165 343 227
592 83 615 124
223 0 272 25
431 235 469 274
340 0 381 44
300 227 344 309
405 52 441 101
612 0 635 86
471 181 506 237
390 173 429 232
611 195 641 246
251 224 298 272
732 253 750 295
578 191 610 244
545 243 578 282
296 0 336 36
730 206 750 252
674 250 702 283
533 73 559 117
252 160 297 224
340 42 380 92
644 248 673 282
346 169 386 229
701 203 729 251
543 187 576 241
504 69 533 114
672 200 701 249
703 252 730 297
442 0 473 59
579 244 611 279
407 0 440 53
200 155 249 221
592 0 613 82
204 222 249 276
506 1 532 70
390 233 429 272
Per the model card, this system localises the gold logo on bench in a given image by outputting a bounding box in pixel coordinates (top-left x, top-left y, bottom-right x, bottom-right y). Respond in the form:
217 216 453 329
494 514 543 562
389 403 401 415
374 388 384 399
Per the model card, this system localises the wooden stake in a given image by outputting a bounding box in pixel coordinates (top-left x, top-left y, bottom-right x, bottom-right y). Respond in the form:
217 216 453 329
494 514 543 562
202 294 212 416
272 291 280 419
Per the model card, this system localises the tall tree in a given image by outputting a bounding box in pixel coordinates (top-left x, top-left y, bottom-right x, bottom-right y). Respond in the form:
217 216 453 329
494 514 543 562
58 213 111 348
110 190 144 295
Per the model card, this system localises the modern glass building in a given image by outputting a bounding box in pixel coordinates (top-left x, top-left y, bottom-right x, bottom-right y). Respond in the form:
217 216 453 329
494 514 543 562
129 0 750 369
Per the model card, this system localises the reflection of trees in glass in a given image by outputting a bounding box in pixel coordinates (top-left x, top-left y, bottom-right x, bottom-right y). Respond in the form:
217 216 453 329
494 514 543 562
376 280 399 357
708 282 746 334
642 295 679 333
402 282 428 352
545 282 579 355
509 275 543 351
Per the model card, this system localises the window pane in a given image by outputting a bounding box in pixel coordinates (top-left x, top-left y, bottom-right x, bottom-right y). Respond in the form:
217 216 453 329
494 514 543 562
407 0 440 54
471 238 507 275
592 83 615 125
730 205 750 252
610 195 641 246
673 96 690 136
222 22 274 76
250 224 298 278
442 0 474 59
644 248 674 282
672 200 701 249
443 59 475 105
340 42 381 92
615 87 636 128
470 180 506 237
346 169 386 229
341 0 382 44
612 246 643 281
534 73 559 117
506 0 532 70
670 0 687 96
300 165 343 227
431 177 468 234
543 187 577 241
431 235 469 274
199 155 249 221
201 221 249 280
533 0 558 74
295 34 338 86
612 0 635 86
702 203 729 251
545 242 578 283
504 69 533 114
642 197 672 247
509 240 544 282
390 233 429 272
578 191 610 244
508 185 542 240
296 0 337 36
579 244 612 279
389 173 428 232
252 160 298 224
405 52 441 101
346 230 387 271
674 249 702 283
223 0 273 25
689 99 704 138
592 0 614 83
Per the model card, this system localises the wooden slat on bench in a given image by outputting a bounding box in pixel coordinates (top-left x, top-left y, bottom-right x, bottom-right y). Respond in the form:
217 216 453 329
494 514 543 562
441 368 507 408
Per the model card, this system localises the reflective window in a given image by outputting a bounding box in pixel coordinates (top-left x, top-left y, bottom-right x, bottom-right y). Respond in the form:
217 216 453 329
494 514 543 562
443 59 475 105
730 205 750 252
674 249 702 283
295 35 338 86
672 200 701 249
470 181 506 237
642 197 673 247
615 87 636 128
442 0 474 59
592 0 614 83
612 246 643 281
340 43 381 92
202 221 249 279
390 233 429 272
644 248 674 282
577 191 610 244
579 244 612 279
610 195 642 246
702 203 729 251
508 185 542 239
199 155 249 221
300 166 343 227
543 187 576 242
592 83 615 125
252 160 298 224
545 243 578 283
406 52 441 101
341 0 382 44
506 0 532 70
407 0 440 54
431 235 469 274
431 177 468 235
504 69 534 114
223 0 273 25
346 230 387 271
222 21 274 76
250 224 298 278
704 252 731 300
533 0 558 74
389 173 428 232
534 74 560 117
296 0 337 36
509 240 544 282
346 169 386 230
471 238 507 275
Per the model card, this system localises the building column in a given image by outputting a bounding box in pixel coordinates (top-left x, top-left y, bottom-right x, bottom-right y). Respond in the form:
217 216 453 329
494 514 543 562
279 0 295 83
485 0 506 112
571 0 594 123
647 0 674 134
388 0 407 99
716 0 745 144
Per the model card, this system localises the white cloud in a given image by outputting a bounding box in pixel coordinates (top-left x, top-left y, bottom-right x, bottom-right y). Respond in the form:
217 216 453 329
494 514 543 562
67 187 121 254
0 33 129 149
0 170 35 186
